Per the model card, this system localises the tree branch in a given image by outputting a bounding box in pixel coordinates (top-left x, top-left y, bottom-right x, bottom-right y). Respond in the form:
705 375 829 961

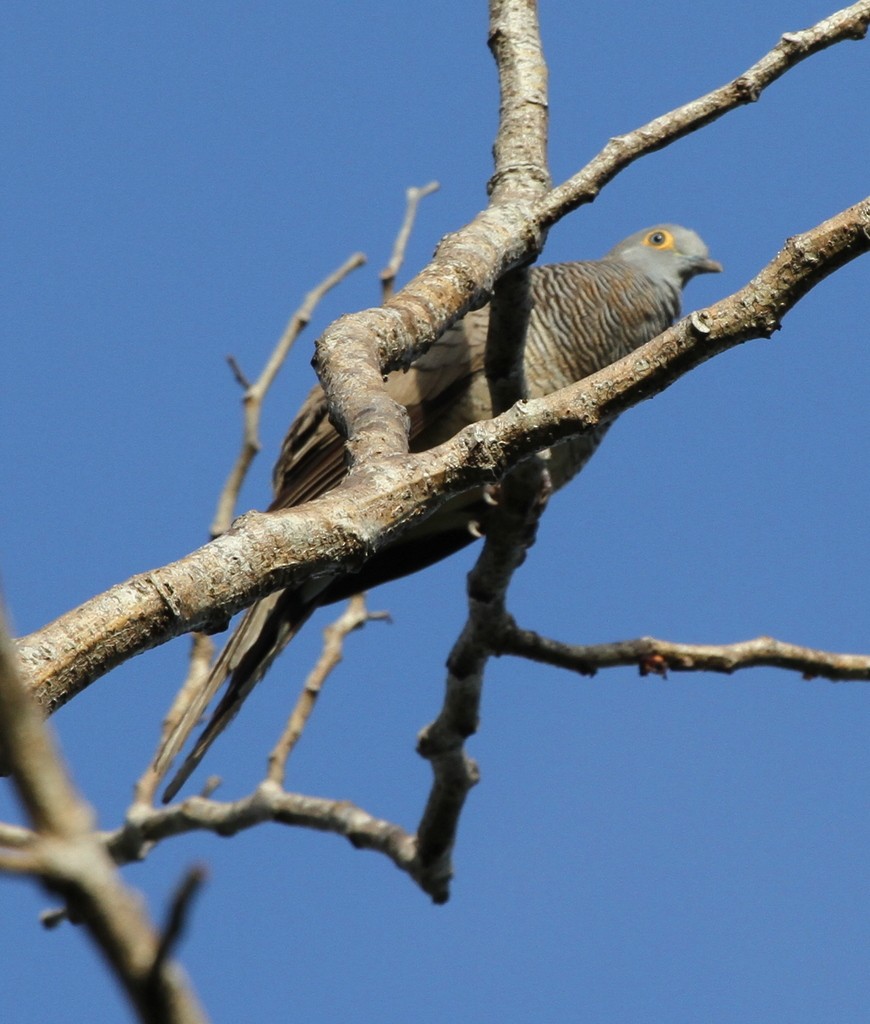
379 182 440 302
0 605 206 1023
212 251 366 538
539 1 870 223
115 785 430 893
14 198 870 714
414 0 552 895
497 627 870 682
266 595 389 787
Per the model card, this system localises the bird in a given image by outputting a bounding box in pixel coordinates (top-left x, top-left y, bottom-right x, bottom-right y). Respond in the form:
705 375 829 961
157 224 721 801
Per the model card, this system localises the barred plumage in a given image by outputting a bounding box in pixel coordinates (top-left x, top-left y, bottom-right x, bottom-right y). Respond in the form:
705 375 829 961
158 224 721 801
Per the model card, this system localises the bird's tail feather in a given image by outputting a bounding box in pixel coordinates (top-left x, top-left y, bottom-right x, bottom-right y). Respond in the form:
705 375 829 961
158 586 319 803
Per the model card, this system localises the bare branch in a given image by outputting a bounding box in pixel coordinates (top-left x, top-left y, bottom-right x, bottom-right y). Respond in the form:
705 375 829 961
539 1 870 224
487 0 551 201
379 182 440 301
311 1 870 447
485 0 549 411
0 821 37 848
0 604 207 1023
498 627 870 682
0 847 40 874
266 595 389 787
212 251 366 538
414 0 553 894
112 785 431 893
0 605 93 838
14 199 870 715
151 865 208 978
225 355 250 391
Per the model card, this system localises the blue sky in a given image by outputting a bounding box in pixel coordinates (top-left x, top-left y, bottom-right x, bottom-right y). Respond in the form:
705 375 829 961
2 2 868 1021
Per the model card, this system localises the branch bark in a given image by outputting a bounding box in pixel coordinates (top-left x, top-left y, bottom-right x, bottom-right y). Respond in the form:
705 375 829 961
16 198 869 714
0 606 206 1023
497 628 870 682
414 0 552 894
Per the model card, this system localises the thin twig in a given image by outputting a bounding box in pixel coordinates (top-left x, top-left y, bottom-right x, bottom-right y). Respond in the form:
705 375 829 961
380 182 440 301
497 627 870 682
212 251 366 538
225 355 250 390
145 254 367 800
40 906 68 929
151 865 208 978
266 595 389 787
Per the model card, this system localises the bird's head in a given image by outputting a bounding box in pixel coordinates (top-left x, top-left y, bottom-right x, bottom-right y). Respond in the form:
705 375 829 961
606 225 723 287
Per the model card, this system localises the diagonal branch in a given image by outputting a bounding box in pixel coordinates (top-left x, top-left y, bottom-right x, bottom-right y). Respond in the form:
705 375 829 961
379 182 440 302
14 198 870 714
0 605 206 1024
266 595 389 787
539 1 870 223
212 251 366 538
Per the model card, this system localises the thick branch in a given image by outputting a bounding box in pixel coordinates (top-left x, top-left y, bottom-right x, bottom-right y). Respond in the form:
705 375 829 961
311 0 870 464
485 0 549 412
0 607 206 1024
487 0 550 200
14 199 870 713
413 0 554 892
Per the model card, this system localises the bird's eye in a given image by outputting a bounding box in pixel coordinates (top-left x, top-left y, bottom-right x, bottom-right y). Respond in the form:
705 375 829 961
644 229 673 249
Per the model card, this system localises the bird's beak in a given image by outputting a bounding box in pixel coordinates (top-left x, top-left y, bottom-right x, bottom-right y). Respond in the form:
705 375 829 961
695 256 723 274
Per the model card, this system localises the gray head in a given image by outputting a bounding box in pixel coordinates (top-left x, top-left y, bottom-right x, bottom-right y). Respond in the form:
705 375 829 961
605 225 722 287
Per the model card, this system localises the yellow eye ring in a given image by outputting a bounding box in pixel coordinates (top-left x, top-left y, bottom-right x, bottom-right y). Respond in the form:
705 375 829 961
643 229 675 251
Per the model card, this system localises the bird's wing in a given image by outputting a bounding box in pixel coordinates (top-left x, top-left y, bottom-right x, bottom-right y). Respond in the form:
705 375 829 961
159 585 319 802
270 310 489 509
